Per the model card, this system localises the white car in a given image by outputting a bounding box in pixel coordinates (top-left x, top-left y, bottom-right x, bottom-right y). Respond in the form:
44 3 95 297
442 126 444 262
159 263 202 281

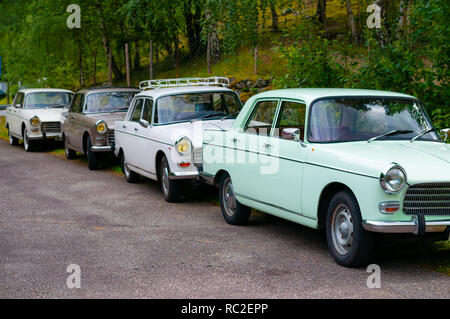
114 77 242 202
6 88 74 151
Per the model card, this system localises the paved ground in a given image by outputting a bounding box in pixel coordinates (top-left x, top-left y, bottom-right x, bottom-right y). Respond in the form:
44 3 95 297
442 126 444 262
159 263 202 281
0 139 448 299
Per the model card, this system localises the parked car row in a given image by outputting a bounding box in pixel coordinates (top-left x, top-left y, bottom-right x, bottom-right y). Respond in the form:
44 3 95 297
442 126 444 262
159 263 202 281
4 78 450 267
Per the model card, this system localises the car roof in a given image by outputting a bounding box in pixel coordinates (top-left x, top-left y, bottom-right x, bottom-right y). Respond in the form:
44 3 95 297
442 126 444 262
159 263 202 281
250 88 416 104
136 85 235 99
77 87 141 94
19 88 74 94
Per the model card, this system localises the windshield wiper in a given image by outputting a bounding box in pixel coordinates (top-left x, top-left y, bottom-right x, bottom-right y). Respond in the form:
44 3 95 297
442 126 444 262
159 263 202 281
52 104 69 108
410 128 440 142
190 112 225 123
220 111 240 121
368 130 414 143
111 107 129 113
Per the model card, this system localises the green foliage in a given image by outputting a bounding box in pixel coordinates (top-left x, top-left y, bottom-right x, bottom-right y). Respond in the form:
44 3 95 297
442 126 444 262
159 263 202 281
274 18 347 88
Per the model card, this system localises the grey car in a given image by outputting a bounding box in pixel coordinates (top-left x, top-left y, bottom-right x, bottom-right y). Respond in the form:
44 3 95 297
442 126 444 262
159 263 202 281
62 87 140 170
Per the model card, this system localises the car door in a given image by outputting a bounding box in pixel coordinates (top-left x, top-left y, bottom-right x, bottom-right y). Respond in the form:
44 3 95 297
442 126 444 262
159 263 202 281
134 98 156 174
121 98 145 170
268 99 308 215
8 92 24 136
65 93 85 152
231 99 280 204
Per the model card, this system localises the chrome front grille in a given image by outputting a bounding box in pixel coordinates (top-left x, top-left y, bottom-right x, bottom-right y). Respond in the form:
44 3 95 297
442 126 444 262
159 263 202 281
193 147 203 166
41 122 61 133
108 130 115 145
403 183 450 216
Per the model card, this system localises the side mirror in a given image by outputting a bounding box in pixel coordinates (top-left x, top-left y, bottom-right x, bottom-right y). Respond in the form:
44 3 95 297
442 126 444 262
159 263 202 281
139 119 150 128
281 128 300 141
441 128 450 142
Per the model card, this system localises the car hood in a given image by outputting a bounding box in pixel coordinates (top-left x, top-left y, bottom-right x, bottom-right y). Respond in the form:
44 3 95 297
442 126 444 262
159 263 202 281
151 119 235 148
309 140 450 184
21 108 67 122
87 112 128 130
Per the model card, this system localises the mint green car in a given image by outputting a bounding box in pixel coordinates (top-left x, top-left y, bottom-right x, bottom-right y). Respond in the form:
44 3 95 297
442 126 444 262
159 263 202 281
201 89 450 267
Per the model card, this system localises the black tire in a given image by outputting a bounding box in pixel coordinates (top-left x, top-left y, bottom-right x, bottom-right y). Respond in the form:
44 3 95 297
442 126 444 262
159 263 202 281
121 153 140 183
219 174 251 225
326 190 373 267
23 128 34 152
160 155 181 203
64 136 76 160
87 137 99 170
8 128 19 146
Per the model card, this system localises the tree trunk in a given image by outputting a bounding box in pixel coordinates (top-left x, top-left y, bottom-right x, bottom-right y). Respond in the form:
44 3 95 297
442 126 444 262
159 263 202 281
270 3 279 32
149 40 153 80
134 41 140 71
175 38 180 78
78 34 84 87
95 3 122 81
345 0 358 45
108 46 112 85
254 45 258 75
125 43 131 87
207 34 211 74
318 0 328 38
93 48 97 85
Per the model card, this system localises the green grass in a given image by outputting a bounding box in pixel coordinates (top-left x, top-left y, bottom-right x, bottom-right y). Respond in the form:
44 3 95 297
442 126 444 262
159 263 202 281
0 116 8 141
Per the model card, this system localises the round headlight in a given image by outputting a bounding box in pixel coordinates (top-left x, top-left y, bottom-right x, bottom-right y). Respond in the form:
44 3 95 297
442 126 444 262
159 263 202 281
96 121 107 134
175 137 191 155
380 163 407 194
30 116 40 127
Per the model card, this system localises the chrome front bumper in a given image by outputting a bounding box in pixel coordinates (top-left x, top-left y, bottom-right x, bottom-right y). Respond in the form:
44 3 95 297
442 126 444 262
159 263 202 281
28 133 63 140
169 170 199 180
363 217 450 234
91 145 113 152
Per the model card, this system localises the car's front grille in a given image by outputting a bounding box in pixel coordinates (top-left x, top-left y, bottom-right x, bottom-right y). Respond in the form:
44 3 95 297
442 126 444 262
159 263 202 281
403 183 450 216
193 147 203 166
107 130 115 145
41 122 61 133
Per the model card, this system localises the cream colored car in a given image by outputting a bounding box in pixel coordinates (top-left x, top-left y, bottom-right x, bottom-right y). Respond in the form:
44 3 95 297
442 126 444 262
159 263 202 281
6 88 74 151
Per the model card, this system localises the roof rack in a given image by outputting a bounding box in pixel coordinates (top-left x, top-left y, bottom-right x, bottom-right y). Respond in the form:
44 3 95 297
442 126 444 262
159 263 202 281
139 77 230 91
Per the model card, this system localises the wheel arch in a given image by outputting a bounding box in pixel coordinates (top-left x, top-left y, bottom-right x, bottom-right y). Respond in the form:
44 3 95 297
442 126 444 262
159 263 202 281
317 182 357 229
155 150 168 181
214 169 230 187
82 131 90 154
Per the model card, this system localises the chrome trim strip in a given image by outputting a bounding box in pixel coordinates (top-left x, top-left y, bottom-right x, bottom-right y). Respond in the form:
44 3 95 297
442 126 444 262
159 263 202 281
235 192 317 221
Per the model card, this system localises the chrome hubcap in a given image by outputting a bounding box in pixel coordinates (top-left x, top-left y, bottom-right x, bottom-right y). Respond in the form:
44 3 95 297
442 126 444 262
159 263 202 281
23 130 29 150
162 161 169 195
223 178 237 217
331 204 354 255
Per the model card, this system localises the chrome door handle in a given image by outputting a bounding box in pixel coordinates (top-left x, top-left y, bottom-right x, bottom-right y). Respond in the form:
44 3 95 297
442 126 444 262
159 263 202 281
231 138 238 143
123 125 127 129
134 128 139 132
263 143 272 149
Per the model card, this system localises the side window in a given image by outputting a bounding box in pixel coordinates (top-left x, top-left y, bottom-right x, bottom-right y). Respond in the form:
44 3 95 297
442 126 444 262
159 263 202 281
275 101 307 139
15 93 24 108
70 94 84 113
141 99 153 123
244 100 279 136
130 99 144 122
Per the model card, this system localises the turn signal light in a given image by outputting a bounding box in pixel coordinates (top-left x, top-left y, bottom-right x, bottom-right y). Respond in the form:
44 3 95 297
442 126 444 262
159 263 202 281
379 201 400 214
178 162 191 168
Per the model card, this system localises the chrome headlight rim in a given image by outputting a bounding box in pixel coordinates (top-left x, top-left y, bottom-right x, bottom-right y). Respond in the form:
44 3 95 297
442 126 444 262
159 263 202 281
380 162 407 194
95 120 108 135
175 136 192 155
30 116 40 127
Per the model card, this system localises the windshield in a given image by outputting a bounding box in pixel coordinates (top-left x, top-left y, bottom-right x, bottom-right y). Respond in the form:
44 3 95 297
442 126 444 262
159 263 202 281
308 98 440 143
85 92 136 113
24 92 73 109
154 92 242 124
